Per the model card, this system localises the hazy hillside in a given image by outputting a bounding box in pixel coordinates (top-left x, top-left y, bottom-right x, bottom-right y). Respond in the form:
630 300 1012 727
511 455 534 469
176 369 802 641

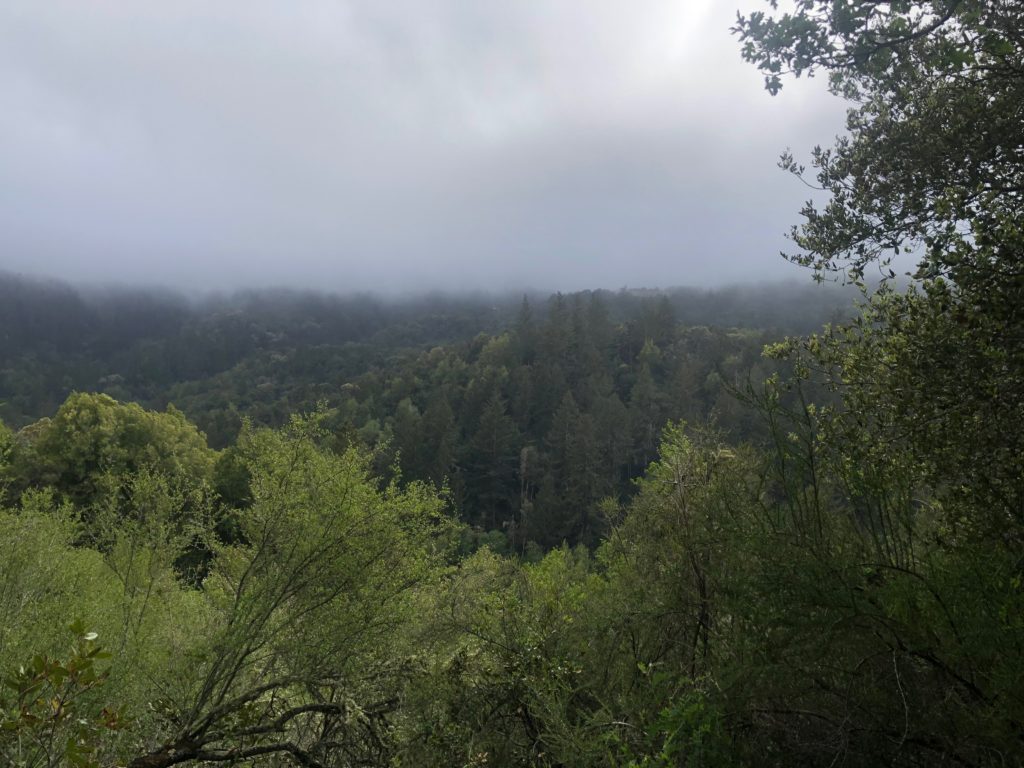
0 271 853 433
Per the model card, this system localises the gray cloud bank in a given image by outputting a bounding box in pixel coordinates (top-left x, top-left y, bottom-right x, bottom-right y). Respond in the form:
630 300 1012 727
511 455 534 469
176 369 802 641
0 1 846 293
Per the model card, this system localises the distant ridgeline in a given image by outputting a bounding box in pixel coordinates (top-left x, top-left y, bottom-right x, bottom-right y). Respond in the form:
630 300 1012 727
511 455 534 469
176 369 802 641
0 270 852 549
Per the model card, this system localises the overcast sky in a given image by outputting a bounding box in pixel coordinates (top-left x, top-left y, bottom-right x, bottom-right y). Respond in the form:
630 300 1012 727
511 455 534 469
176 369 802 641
0 1 846 293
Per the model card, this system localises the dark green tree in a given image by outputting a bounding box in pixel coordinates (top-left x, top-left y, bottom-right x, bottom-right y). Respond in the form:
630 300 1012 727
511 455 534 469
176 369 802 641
514 294 538 364
9 392 214 510
592 392 631 490
730 3 1024 763
420 391 458 488
629 361 667 470
464 392 521 530
391 396 424 479
735 0 1024 523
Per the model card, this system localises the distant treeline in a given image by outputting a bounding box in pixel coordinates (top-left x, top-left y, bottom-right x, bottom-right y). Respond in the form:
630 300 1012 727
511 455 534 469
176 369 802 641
0 270 852 430
0 272 853 548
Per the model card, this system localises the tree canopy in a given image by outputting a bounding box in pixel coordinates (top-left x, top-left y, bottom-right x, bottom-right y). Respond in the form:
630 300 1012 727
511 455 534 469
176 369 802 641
737 0 1024 534
1 4 1021 767
737 1 1023 286
7 392 215 510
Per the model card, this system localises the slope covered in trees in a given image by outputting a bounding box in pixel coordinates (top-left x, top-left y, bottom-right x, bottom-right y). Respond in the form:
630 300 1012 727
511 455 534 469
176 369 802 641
0 274 850 437
1 1 1022 766
1 278 850 550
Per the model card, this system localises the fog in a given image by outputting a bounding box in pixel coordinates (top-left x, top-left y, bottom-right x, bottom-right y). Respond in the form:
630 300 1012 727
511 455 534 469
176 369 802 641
0 1 846 293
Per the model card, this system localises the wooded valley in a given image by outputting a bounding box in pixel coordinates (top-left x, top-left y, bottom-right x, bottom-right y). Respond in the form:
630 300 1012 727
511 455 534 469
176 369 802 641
1 1 1022 766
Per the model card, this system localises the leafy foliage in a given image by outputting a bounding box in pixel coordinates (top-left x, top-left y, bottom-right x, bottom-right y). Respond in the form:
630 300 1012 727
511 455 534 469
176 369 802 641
1 4 1020 765
0 623 125 768
731 2 1024 763
123 414 453 767
7 393 214 512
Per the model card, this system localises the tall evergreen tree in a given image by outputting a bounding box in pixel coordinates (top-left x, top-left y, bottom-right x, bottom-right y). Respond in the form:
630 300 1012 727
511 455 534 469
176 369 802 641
464 392 520 530
420 391 457 488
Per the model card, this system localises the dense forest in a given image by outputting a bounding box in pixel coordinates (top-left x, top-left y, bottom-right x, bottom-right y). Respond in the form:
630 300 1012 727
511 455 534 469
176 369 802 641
0 276 850 551
2 2 1023 767
0 275 848 435
0 274 847 548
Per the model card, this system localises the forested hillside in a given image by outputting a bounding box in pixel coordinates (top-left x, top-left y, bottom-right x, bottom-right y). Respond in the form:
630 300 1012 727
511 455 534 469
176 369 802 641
1 278 849 550
1 2 1022 767
0 275 849 437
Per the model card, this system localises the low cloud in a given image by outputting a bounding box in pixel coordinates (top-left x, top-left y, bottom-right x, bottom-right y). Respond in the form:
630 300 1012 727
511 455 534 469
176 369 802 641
0 0 845 292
